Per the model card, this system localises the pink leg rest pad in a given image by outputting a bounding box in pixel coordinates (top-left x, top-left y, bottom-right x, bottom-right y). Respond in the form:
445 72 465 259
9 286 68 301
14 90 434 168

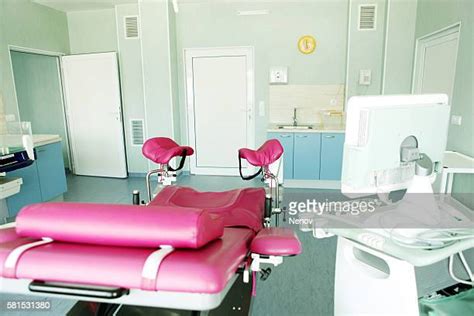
250 227 302 256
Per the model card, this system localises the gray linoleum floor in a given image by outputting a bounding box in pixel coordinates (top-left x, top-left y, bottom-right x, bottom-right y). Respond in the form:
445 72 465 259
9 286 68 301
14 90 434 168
1 174 338 316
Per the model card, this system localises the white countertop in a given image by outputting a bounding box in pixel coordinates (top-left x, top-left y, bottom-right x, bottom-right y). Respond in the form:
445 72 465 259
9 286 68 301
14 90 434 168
32 134 62 147
443 151 474 172
267 124 345 133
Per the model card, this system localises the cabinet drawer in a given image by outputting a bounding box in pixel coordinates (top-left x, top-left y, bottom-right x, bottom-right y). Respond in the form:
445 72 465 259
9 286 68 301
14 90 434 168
293 133 321 180
268 133 294 179
320 133 345 180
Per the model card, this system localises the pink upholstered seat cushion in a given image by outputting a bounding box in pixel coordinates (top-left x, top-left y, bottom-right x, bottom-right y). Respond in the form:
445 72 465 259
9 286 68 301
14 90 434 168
238 139 284 167
142 137 194 165
0 228 253 294
250 227 302 256
16 203 223 249
150 186 265 232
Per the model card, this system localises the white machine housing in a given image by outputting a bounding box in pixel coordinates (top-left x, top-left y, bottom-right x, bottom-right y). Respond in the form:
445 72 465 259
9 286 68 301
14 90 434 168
341 94 450 196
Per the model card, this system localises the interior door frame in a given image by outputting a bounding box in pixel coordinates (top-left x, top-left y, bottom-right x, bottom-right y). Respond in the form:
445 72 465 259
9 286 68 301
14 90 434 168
184 47 255 176
8 45 73 171
411 22 462 96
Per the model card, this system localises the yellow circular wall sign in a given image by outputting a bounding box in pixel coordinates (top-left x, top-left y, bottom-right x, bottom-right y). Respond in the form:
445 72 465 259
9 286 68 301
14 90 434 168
298 35 317 54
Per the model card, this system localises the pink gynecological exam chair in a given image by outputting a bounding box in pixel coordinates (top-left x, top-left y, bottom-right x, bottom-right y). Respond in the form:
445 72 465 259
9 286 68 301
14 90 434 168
0 138 301 316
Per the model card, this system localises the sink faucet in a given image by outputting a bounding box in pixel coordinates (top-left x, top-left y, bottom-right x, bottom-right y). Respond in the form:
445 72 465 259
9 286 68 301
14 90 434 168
293 108 298 126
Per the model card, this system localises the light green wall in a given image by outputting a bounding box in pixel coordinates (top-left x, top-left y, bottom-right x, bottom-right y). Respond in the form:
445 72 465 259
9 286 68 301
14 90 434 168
66 4 149 173
346 0 387 97
66 2 178 173
115 4 147 173
0 3 5 123
347 0 418 97
10 51 70 167
383 0 418 94
175 0 350 146
415 0 473 209
0 0 70 120
168 2 181 143
67 9 118 54
139 0 175 141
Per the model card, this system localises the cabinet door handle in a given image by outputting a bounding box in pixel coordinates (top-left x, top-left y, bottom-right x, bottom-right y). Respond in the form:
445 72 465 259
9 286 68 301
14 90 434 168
279 135 292 138
324 135 335 138
36 149 46 152
296 135 308 138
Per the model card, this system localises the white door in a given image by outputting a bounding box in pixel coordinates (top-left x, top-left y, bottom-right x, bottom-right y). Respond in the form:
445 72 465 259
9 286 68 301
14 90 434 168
413 24 460 99
185 47 254 175
61 52 127 178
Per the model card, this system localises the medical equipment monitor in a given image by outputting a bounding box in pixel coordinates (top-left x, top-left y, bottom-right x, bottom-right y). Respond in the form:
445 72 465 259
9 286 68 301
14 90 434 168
341 94 450 196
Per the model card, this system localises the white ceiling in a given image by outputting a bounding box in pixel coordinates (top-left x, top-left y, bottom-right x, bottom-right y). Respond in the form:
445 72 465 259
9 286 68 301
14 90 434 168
33 0 139 12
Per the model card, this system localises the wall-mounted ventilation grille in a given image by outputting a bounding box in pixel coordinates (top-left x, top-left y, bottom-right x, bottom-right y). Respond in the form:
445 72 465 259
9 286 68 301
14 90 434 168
130 119 145 146
358 5 377 31
124 16 139 39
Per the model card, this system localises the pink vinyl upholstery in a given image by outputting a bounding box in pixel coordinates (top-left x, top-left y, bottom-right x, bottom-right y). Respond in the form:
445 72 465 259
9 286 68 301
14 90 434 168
0 228 18 244
0 228 253 293
0 135 303 299
250 228 302 256
142 137 194 165
239 139 284 167
16 203 224 249
150 186 266 232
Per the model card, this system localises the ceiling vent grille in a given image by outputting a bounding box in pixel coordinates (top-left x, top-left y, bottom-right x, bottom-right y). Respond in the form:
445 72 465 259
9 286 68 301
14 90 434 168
358 5 377 31
124 16 139 39
130 119 145 146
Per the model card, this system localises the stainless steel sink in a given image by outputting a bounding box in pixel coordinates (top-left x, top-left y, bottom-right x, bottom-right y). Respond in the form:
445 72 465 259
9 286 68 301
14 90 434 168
278 125 313 130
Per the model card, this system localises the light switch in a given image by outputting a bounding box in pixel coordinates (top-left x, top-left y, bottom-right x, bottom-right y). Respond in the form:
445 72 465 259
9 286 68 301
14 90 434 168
451 115 462 126
269 66 288 84
359 69 371 85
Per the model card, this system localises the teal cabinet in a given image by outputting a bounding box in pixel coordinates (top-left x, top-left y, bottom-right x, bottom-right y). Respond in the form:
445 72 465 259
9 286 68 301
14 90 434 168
36 142 67 201
268 131 345 182
320 133 345 180
293 133 321 180
6 142 67 217
268 133 294 179
6 163 42 217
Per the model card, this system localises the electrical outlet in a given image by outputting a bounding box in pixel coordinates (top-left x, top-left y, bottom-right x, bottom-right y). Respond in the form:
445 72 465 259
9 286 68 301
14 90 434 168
269 66 288 84
359 69 371 85
451 115 462 126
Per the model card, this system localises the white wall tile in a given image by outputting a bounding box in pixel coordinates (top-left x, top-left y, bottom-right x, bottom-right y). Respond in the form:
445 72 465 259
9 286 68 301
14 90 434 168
269 84 345 125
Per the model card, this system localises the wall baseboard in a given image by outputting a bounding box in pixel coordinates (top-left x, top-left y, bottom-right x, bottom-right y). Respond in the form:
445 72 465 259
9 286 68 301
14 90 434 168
128 172 147 178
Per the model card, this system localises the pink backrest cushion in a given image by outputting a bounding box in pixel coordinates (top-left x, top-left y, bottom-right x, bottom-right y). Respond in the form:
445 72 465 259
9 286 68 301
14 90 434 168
16 203 223 249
